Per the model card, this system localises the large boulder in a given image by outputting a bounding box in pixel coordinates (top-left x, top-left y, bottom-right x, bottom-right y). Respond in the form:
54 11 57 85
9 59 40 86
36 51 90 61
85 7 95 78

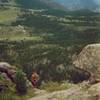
73 44 100 80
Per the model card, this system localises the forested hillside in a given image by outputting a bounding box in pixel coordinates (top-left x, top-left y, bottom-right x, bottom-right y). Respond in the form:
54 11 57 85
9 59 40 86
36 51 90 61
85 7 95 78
0 0 100 100
0 0 100 82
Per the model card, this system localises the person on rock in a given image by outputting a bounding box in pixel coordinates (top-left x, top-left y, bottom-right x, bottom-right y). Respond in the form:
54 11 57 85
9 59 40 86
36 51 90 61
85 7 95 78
31 71 39 87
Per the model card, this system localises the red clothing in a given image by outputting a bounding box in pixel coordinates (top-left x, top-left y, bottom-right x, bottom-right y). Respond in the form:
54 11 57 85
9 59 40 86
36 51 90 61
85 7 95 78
31 72 39 87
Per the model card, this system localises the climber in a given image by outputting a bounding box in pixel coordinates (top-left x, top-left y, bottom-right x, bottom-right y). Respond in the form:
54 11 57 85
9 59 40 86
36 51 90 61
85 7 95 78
31 71 39 87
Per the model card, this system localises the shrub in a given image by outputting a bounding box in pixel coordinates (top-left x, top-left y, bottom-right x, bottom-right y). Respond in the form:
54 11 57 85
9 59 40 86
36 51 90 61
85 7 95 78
14 70 27 95
0 91 15 100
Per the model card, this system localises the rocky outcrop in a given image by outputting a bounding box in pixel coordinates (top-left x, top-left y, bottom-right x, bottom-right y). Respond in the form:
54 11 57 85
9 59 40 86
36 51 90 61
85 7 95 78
29 82 100 100
0 62 32 91
0 62 17 82
88 83 100 99
73 44 100 80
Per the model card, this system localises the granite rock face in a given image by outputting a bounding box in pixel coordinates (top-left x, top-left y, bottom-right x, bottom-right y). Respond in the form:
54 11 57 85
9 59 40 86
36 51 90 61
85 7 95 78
88 83 100 98
73 44 100 79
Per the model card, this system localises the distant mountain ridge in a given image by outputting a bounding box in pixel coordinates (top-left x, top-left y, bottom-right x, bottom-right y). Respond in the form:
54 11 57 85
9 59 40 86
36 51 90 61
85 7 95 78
0 0 100 12
0 0 64 10
15 0 65 10
55 0 100 11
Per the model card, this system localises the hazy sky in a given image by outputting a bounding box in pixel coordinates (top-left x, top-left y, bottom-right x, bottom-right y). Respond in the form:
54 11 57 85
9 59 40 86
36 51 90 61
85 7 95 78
95 0 100 4
56 0 100 4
